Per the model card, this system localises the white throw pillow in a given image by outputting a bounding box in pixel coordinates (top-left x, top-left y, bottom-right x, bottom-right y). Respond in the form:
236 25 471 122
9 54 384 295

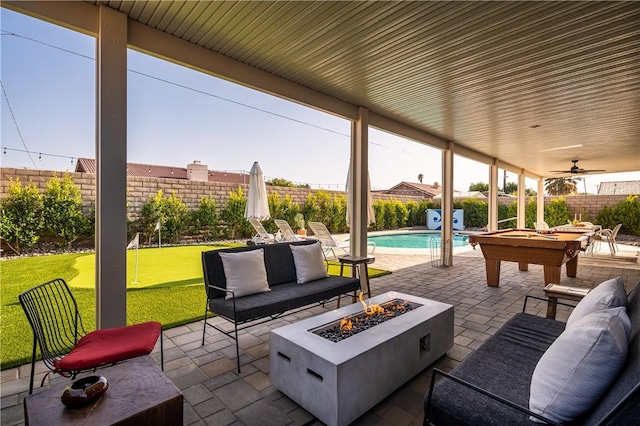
529 306 631 423
290 242 329 284
219 249 270 299
567 276 627 327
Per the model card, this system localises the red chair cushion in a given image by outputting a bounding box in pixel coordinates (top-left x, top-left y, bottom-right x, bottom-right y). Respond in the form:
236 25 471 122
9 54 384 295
55 321 161 372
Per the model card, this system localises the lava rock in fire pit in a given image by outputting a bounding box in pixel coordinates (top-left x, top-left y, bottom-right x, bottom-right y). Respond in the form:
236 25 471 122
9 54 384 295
316 300 418 342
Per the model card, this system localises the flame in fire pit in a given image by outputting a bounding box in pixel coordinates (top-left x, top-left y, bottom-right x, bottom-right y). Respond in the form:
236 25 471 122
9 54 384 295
359 292 384 315
340 318 353 332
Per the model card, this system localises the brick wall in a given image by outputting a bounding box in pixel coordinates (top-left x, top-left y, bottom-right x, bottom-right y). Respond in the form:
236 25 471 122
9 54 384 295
496 195 631 221
2 168 631 220
1 168 425 219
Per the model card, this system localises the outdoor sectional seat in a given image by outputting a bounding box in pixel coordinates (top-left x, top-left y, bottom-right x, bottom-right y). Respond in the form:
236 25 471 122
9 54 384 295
424 278 640 425
201 240 360 372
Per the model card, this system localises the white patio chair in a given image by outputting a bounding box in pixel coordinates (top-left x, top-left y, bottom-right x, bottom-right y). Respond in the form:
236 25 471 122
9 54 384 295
534 221 550 231
591 223 622 256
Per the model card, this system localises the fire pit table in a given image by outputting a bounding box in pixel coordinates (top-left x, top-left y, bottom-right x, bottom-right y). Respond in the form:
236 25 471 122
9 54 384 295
270 291 453 426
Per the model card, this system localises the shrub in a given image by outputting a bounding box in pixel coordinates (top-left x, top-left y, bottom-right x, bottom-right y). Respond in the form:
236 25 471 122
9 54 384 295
304 191 346 233
597 195 640 235
404 201 423 227
220 187 252 239
42 173 88 248
267 193 301 234
188 195 219 240
524 198 538 229
381 200 399 230
498 203 513 229
393 200 409 228
0 178 44 254
140 190 189 243
544 197 572 227
461 199 488 228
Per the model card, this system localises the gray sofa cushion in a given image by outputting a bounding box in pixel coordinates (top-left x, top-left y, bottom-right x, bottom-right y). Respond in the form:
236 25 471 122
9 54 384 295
219 249 270 299
208 276 359 323
567 276 627 327
529 306 631 423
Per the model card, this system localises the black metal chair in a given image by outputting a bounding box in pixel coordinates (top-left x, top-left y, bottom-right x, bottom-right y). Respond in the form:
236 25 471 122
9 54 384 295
19 278 163 394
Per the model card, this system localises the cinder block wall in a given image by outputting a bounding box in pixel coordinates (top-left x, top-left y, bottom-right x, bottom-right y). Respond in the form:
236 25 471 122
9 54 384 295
1 167 424 219
496 195 631 221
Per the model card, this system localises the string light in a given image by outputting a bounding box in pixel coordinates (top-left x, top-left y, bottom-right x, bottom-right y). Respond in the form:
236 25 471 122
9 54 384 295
2 147 77 162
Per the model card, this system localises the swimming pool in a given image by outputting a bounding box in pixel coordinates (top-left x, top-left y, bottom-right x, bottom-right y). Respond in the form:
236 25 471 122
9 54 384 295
365 232 470 249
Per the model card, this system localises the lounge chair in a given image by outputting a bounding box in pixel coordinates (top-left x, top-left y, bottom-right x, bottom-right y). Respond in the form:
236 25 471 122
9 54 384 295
248 217 275 244
273 219 304 242
308 221 375 261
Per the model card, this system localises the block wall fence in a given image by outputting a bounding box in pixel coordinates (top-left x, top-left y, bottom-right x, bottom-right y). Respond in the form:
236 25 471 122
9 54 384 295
1 167 631 221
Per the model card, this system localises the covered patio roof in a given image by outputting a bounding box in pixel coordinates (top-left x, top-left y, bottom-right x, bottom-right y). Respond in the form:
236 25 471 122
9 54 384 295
5 1 640 176
3 1 638 328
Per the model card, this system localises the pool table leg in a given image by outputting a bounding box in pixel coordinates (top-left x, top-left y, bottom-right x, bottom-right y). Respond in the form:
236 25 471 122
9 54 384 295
566 255 578 277
543 266 561 285
485 259 501 287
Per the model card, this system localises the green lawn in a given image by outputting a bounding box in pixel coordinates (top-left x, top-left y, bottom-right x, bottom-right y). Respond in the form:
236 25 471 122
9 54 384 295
1 245 390 369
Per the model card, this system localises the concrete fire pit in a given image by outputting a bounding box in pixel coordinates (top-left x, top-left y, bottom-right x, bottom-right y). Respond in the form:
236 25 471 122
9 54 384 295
270 292 454 426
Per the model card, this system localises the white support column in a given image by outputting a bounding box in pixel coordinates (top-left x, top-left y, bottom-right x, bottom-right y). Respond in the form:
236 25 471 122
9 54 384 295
517 172 526 229
537 178 545 223
441 143 454 266
350 107 369 258
96 5 127 328
488 162 499 231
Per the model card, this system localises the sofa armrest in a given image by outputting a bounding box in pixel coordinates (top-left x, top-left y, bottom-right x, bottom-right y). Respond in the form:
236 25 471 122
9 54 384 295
425 368 561 426
206 284 240 318
206 283 235 299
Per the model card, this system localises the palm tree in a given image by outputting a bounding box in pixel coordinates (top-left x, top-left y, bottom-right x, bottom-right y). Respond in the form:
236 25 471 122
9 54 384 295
544 177 578 195
418 173 423 184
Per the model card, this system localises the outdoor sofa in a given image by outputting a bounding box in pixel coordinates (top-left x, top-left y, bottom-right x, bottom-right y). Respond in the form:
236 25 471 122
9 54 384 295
424 277 640 425
201 239 360 372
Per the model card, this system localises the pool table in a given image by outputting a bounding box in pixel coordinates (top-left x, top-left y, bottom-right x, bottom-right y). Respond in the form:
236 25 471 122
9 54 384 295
468 229 592 287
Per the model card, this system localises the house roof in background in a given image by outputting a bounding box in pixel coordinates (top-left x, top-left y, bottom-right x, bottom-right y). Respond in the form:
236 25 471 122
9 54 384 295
597 181 640 195
75 158 248 184
383 182 442 197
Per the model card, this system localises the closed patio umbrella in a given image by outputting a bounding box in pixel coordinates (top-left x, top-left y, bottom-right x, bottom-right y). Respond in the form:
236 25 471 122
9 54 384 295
346 165 375 227
244 161 270 220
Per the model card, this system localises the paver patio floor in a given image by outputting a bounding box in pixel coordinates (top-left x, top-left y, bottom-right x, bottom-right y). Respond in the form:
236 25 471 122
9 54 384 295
2 247 639 426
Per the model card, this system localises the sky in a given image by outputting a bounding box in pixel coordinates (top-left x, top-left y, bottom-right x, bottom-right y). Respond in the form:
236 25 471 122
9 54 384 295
2 8 638 194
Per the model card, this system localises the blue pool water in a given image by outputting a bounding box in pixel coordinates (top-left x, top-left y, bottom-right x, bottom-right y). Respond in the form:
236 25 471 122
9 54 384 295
366 232 470 249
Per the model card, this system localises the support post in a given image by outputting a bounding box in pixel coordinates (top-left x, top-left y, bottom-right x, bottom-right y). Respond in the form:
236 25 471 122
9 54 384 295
350 107 369 258
96 5 127 328
537 178 545 224
517 172 526 229
441 143 454 266
488 162 499 231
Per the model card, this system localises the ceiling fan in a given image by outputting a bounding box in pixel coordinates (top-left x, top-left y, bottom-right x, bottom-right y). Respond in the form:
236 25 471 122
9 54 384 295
550 160 606 175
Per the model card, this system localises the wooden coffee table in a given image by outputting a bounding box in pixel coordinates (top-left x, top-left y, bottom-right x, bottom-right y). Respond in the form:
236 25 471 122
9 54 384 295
24 356 182 426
